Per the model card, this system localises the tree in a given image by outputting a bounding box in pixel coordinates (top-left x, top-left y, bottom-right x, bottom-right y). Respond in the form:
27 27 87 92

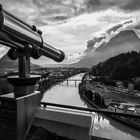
110 63 130 80
134 80 140 91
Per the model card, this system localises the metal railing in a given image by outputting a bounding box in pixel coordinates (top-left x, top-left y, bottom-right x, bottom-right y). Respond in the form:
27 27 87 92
40 102 140 119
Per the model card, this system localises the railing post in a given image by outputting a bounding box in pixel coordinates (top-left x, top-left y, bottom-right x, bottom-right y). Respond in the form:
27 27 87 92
75 80 77 87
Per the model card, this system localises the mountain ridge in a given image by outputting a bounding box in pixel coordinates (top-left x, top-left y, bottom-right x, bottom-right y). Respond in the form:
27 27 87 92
0 54 40 70
69 30 140 68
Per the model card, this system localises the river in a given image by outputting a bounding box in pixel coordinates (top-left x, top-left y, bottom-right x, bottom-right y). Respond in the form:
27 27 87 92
42 73 140 140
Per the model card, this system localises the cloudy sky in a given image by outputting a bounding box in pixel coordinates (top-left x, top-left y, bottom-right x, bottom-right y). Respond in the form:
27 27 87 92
0 0 140 64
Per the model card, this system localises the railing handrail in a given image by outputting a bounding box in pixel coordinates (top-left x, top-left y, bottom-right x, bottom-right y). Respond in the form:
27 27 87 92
40 79 90 81
40 102 140 119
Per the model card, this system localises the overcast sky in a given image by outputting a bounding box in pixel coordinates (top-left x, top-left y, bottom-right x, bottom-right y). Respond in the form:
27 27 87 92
0 0 140 64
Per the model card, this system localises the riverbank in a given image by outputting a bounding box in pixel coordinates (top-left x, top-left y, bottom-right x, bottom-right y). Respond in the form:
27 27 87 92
79 74 140 130
83 73 140 104
79 84 140 131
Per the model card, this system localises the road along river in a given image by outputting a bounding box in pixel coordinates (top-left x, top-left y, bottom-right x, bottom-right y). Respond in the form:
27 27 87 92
42 73 140 140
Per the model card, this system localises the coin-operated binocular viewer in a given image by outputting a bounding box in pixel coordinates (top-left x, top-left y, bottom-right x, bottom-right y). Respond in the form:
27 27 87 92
0 5 65 140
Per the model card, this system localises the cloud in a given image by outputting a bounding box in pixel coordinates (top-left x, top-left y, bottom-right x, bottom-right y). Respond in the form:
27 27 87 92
1 0 140 27
85 19 137 55
29 0 86 25
0 46 8 58
1 0 72 25
122 0 140 11
83 0 140 12
107 20 133 34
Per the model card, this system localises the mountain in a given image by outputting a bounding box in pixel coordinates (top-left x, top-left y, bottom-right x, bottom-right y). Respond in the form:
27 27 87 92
0 54 40 71
70 30 140 68
0 54 18 70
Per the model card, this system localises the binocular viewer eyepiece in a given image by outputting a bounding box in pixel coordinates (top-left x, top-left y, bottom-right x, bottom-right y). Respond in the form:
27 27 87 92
0 5 65 62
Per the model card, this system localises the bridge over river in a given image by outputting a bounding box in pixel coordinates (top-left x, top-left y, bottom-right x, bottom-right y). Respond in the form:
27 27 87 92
42 73 140 140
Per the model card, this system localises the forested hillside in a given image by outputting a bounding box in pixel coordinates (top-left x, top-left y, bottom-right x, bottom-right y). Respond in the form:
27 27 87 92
90 51 140 80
